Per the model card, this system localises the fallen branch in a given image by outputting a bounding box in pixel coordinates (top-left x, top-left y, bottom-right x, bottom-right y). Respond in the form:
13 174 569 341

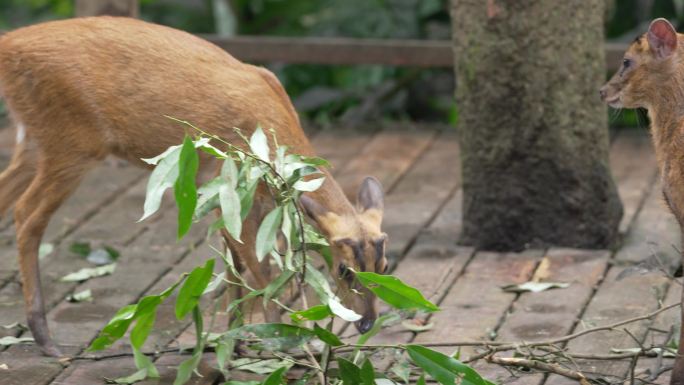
486 355 590 383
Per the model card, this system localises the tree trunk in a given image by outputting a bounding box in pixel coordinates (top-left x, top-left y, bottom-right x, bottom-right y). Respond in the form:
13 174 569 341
450 0 623 251
75 0 139 17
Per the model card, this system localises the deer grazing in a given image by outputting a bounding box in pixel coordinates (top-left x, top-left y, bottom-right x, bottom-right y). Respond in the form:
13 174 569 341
0 16 388 357
600 18 684 385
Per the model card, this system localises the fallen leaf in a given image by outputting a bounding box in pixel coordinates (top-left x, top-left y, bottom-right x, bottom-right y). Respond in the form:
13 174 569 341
0 363 8 370
67 289 93 303
86 248 116 265
0 336 34 346
401 319 434 332
531 257 551 282
1 322 27 331
60 263 116 282
501 281 570 293
39 243 54 260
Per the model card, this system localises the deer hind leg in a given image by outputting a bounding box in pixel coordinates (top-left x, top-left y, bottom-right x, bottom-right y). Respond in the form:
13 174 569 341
14 151 97 357
0 126 38 217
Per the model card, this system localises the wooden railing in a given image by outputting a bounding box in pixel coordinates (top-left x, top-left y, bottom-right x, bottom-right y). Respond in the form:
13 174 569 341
14 0 617 72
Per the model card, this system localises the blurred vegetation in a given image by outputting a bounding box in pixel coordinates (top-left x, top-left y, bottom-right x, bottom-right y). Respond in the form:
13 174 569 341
0 0 682 128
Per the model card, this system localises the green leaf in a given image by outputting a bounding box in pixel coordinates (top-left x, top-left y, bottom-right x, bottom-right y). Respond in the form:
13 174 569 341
337 358 362 385
225 382 260 385
173 351 202 385
390 358 411 385
141 143 181 165
69 241 91 257
249 126 270 162
290 304 333 322
329 297 362 322
355 272 439 312
88 304 138 351
255 207 283 262
221 156 239 188
195 177 222 219
303 262 335 302
406 345 495 385
175 306 205 385
223 323 315 351
219 183 242 242
130 295 163 349
216 336 235 373
229 358 292 374
313 323 343 347
263 270 295 305
416 374 426 385
293 177 325 192
133 346 159 378
299 155 330 168
203 272 226 295
105 368 147 384
175 259 215 319
140 145 181 221
174 136 199 239
238 178 258 220
306 243 333 270
360 359 375 385
261 366 287 385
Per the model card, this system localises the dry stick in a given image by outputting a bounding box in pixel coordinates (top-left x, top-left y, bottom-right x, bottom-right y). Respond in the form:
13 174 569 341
486 356 589 382
70 302 681 366
464 302 681 363
649 326 675 381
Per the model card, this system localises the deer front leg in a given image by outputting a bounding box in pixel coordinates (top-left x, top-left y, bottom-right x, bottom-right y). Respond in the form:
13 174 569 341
221 200 281 324
664 182 684 385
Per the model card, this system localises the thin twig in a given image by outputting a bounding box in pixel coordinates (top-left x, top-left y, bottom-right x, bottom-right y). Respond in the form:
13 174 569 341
486 355 589 381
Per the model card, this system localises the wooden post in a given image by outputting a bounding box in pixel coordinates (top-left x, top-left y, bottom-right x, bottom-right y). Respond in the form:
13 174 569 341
75 0 139 17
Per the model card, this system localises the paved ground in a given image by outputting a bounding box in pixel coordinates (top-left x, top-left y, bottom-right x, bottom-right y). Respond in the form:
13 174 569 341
0 123 679 385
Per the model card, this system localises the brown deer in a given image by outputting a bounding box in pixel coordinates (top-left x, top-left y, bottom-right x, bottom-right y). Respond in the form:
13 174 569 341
600 18 684 385
0 16 388 357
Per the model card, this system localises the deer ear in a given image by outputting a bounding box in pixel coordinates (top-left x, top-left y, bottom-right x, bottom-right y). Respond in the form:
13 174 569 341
357 177 384 212
300 195 332 232
300 195 328 221
648 18 678 59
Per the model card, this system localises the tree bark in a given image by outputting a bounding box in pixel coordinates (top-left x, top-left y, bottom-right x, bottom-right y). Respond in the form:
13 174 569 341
75 0 139 17
450 0 623 251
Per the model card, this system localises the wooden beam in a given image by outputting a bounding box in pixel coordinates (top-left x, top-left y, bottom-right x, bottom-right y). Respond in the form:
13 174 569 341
205 35 629 70
75 0 139 17
203 35 454 68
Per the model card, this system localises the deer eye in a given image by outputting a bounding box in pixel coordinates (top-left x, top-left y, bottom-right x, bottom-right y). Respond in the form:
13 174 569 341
338 263 353 282
623 58 632 68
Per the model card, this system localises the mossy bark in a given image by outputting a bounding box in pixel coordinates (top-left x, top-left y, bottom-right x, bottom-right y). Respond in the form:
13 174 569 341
450 0 623 251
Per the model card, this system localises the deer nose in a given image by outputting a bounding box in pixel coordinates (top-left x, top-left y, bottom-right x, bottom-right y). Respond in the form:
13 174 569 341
599 86 608 101
355 318 375 334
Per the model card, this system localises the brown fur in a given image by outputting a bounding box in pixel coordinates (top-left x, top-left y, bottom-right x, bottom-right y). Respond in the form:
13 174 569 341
0 16 387 356
601 19 684 385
